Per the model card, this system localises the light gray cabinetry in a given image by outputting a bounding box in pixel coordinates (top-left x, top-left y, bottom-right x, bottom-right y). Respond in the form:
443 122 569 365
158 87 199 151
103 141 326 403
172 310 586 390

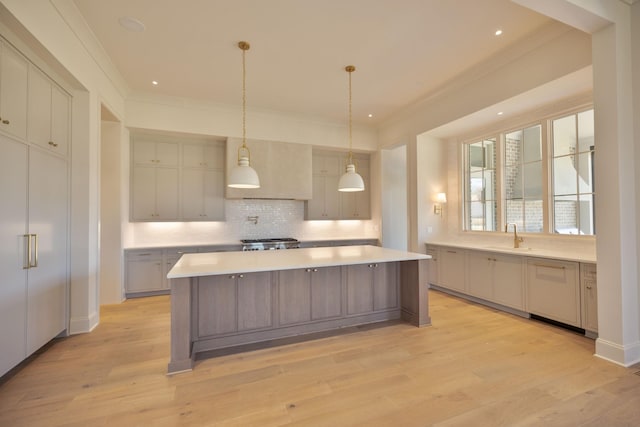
181 142 225 221
306 150 371 220
278 266 342 325
438 247 466 292
581 263 598 335
466 251 524 310
27 65 70 156
347 262 398 315
1 134 68 377
131 137 180 221
425 245 439 286
197 272 273 337
307 153 341 219
131 136 225 222
125 247 198 296
0 39 28 140
526 258 580 327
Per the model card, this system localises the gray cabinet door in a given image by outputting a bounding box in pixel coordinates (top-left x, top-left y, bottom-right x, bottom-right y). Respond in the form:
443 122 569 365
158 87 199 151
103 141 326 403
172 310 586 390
198 275 237 336
373 263 398 311
237 272 272 331
347 264 373 315
278 269 311 325
311 266 342 320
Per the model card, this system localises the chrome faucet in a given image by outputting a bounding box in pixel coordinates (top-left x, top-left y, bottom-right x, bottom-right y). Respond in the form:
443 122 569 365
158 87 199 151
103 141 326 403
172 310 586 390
505 223 524 248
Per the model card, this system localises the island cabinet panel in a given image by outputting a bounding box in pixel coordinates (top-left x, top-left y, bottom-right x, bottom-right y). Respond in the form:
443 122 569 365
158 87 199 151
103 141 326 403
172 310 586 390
197 272 272 337
198 275 237 336
347 263 398 315
310 266 342 320
278 269 312 325
278 266 342 325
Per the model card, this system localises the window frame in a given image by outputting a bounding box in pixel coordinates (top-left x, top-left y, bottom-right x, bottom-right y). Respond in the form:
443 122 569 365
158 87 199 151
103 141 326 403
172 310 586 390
460 104 594 237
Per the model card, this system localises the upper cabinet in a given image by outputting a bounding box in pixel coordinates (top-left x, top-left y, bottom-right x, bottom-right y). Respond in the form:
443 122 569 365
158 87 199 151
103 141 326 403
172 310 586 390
225 138 312 200
27 65 71 157
0 40 28 141
130 133 225 222
306 150 371 220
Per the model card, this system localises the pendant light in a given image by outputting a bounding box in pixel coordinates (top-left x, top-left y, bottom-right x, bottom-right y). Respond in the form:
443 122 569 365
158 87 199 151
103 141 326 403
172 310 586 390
338 65 365 192
228 41 260 189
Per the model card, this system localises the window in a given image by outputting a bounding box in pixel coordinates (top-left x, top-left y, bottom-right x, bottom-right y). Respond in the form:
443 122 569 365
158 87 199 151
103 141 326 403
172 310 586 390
462 108 595 236
551 110 595 235
464 138 497 231
504 125 543 232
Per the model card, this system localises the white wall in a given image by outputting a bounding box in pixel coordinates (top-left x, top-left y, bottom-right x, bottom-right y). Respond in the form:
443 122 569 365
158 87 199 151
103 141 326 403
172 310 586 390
100 118 124 304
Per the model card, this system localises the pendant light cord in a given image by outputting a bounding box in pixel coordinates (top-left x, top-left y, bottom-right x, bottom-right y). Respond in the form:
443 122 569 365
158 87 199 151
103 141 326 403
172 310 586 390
238 41 250 159
346 65 355 164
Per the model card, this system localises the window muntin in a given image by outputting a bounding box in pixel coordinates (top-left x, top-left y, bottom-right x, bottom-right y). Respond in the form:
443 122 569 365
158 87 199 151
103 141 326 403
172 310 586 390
465 138 497 231
504 125 543 232
551 110 595 235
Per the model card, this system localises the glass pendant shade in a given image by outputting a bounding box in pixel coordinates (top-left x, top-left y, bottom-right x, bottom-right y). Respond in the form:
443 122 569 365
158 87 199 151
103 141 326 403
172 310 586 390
338 163 365 192
228 155 260 188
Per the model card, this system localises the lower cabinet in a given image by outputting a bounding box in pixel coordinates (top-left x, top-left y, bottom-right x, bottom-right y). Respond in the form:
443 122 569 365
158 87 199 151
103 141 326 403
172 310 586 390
278 266 342 325
125 247 198 296
425 245 439 286
526 258 580 327
438 247 466 292
581 263 598 334
197 271 272 336
427 243 596 335
466 251 524 310
346 262 398 315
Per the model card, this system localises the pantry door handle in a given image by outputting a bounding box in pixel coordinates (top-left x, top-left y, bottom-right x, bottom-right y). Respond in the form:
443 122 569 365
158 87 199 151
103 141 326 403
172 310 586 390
23 234 31 269
31 234 38 268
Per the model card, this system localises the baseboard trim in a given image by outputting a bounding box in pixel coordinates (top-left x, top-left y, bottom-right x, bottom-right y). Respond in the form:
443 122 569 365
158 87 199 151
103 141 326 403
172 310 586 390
68 310 99 334
595 338 640 367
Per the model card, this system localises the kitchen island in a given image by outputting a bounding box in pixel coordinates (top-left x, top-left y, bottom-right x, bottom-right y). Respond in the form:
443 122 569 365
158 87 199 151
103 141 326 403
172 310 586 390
167 245 431 374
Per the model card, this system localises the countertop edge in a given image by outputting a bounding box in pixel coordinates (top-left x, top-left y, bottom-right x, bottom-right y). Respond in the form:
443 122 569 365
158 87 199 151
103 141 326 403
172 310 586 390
425 241 596 264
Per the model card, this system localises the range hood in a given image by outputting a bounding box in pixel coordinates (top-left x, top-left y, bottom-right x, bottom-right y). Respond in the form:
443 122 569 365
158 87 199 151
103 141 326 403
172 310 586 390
225 138 312 200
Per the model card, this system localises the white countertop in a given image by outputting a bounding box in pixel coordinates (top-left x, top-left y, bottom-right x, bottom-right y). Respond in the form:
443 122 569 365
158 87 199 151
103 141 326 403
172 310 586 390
425 241 596 263
167 245 430 279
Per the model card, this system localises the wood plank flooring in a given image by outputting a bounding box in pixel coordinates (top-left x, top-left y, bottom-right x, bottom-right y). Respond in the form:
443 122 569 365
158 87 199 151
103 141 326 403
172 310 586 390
1 290 639 426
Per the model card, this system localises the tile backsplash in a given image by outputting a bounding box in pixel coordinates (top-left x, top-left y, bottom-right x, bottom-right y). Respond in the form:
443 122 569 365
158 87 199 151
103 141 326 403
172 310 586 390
125 199 378 247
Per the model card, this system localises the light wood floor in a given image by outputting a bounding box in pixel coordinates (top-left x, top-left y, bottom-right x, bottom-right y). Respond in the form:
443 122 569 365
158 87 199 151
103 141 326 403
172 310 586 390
1 290 639 427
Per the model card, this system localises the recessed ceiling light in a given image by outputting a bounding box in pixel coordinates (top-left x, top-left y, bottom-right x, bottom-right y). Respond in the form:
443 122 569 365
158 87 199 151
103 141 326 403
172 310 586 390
368 114 373 118
497 111 504 116
152 80 158 86
119 16 146 32
495 29 503 36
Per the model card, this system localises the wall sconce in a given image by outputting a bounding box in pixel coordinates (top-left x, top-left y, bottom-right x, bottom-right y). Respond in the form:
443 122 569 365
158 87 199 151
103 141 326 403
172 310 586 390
434 192 447 216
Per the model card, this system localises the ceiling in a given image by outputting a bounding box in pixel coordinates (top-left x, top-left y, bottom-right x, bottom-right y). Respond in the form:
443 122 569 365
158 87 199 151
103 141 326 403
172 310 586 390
73 0 567 127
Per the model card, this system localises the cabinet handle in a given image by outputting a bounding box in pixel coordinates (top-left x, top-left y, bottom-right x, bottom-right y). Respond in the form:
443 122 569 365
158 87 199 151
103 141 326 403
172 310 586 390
306 268 312 272
29 234 38 268
586 285 592 290
239 274 244 278
137 253 153 256
23 234 31 269
533 263 566 270
313 268 318 272
48 141 59 148
447 250 457 254
229 275 235 279
2 119 9 124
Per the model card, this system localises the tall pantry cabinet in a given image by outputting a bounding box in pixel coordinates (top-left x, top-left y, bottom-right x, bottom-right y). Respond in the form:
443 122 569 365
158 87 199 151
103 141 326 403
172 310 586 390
0 37 70 377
